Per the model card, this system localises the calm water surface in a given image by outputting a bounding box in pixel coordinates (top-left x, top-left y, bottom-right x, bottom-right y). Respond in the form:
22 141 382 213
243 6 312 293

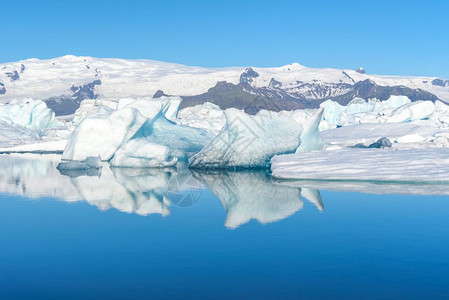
0 154 448 299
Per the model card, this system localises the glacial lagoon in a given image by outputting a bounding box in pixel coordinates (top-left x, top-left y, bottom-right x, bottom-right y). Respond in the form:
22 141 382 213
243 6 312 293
0 154 448 299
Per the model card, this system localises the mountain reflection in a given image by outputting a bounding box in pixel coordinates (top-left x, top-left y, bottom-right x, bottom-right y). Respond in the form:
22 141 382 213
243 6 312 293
1 154 448 228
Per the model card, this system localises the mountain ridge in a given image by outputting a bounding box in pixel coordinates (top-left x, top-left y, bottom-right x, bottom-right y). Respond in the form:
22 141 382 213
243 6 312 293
1 55 448 115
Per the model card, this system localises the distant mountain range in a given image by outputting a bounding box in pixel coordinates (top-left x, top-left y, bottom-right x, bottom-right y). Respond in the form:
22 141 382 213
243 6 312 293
0 55 448 115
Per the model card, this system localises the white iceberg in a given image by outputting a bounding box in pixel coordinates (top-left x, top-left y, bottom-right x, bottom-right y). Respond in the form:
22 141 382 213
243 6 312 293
62 106 147 161
296 108 324 153
177 102 226 135
0 121 40 148
319 96 430 128
72 99 118 124
131 110 214 159
189 108 320 169
387 101 435 123
0 99 68 150
0 99 61 130
110 139 177 168
63 101 213 165
117 96 182 121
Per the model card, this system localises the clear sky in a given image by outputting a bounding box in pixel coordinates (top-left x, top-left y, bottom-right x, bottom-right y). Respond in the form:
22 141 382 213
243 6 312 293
2 0 449 78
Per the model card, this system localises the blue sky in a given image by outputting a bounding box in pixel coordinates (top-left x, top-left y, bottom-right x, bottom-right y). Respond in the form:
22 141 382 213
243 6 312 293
2 0 449 78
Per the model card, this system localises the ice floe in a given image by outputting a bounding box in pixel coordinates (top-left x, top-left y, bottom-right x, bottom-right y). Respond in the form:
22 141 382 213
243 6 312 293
271 148 449 182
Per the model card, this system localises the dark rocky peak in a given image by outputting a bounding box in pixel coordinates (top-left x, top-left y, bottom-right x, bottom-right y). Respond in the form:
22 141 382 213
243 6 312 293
0 82 6 95
342 71 356 83
46 79 102 116
153 90 169 98
239 67 259 84
209 81 236 92
352 79 387 99
355 67 366 74
69 79 101 101
331 79 439 104
431 78 449 87
268 78 282 89
354 78 376 89
5 70 19 81
20 64 26 73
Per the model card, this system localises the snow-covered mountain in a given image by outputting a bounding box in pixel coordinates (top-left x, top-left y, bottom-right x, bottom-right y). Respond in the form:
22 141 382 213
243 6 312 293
1 55 448 115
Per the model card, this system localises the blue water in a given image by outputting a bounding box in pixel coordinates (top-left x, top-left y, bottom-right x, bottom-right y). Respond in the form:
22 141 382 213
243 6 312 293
0 156 449 299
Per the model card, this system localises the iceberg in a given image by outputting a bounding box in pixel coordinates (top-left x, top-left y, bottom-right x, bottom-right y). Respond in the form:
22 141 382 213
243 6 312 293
131 111 214 159
57 156 102 177
62 107 147 161
118 96 182 121
319 96 424 128
0 121 40 148
320 100 344 125
296 108 324 153
0 99 61 130
177 102 226 135
387 101 435 123
73 96 182 125
72 99 118 124
373 95 411 111
57 156 101 171
62 101 213 165
110 139 177 168
189 108 314 169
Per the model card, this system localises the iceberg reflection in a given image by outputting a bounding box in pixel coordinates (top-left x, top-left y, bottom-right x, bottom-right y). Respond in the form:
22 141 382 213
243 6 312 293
273 179 449 196
0 154 203 217
0 154 81 201
71 167 173 216
192 171 323 228
3 154 448 228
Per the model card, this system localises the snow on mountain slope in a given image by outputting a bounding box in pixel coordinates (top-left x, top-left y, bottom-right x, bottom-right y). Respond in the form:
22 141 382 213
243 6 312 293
0 55 243 100
0 55 448 116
